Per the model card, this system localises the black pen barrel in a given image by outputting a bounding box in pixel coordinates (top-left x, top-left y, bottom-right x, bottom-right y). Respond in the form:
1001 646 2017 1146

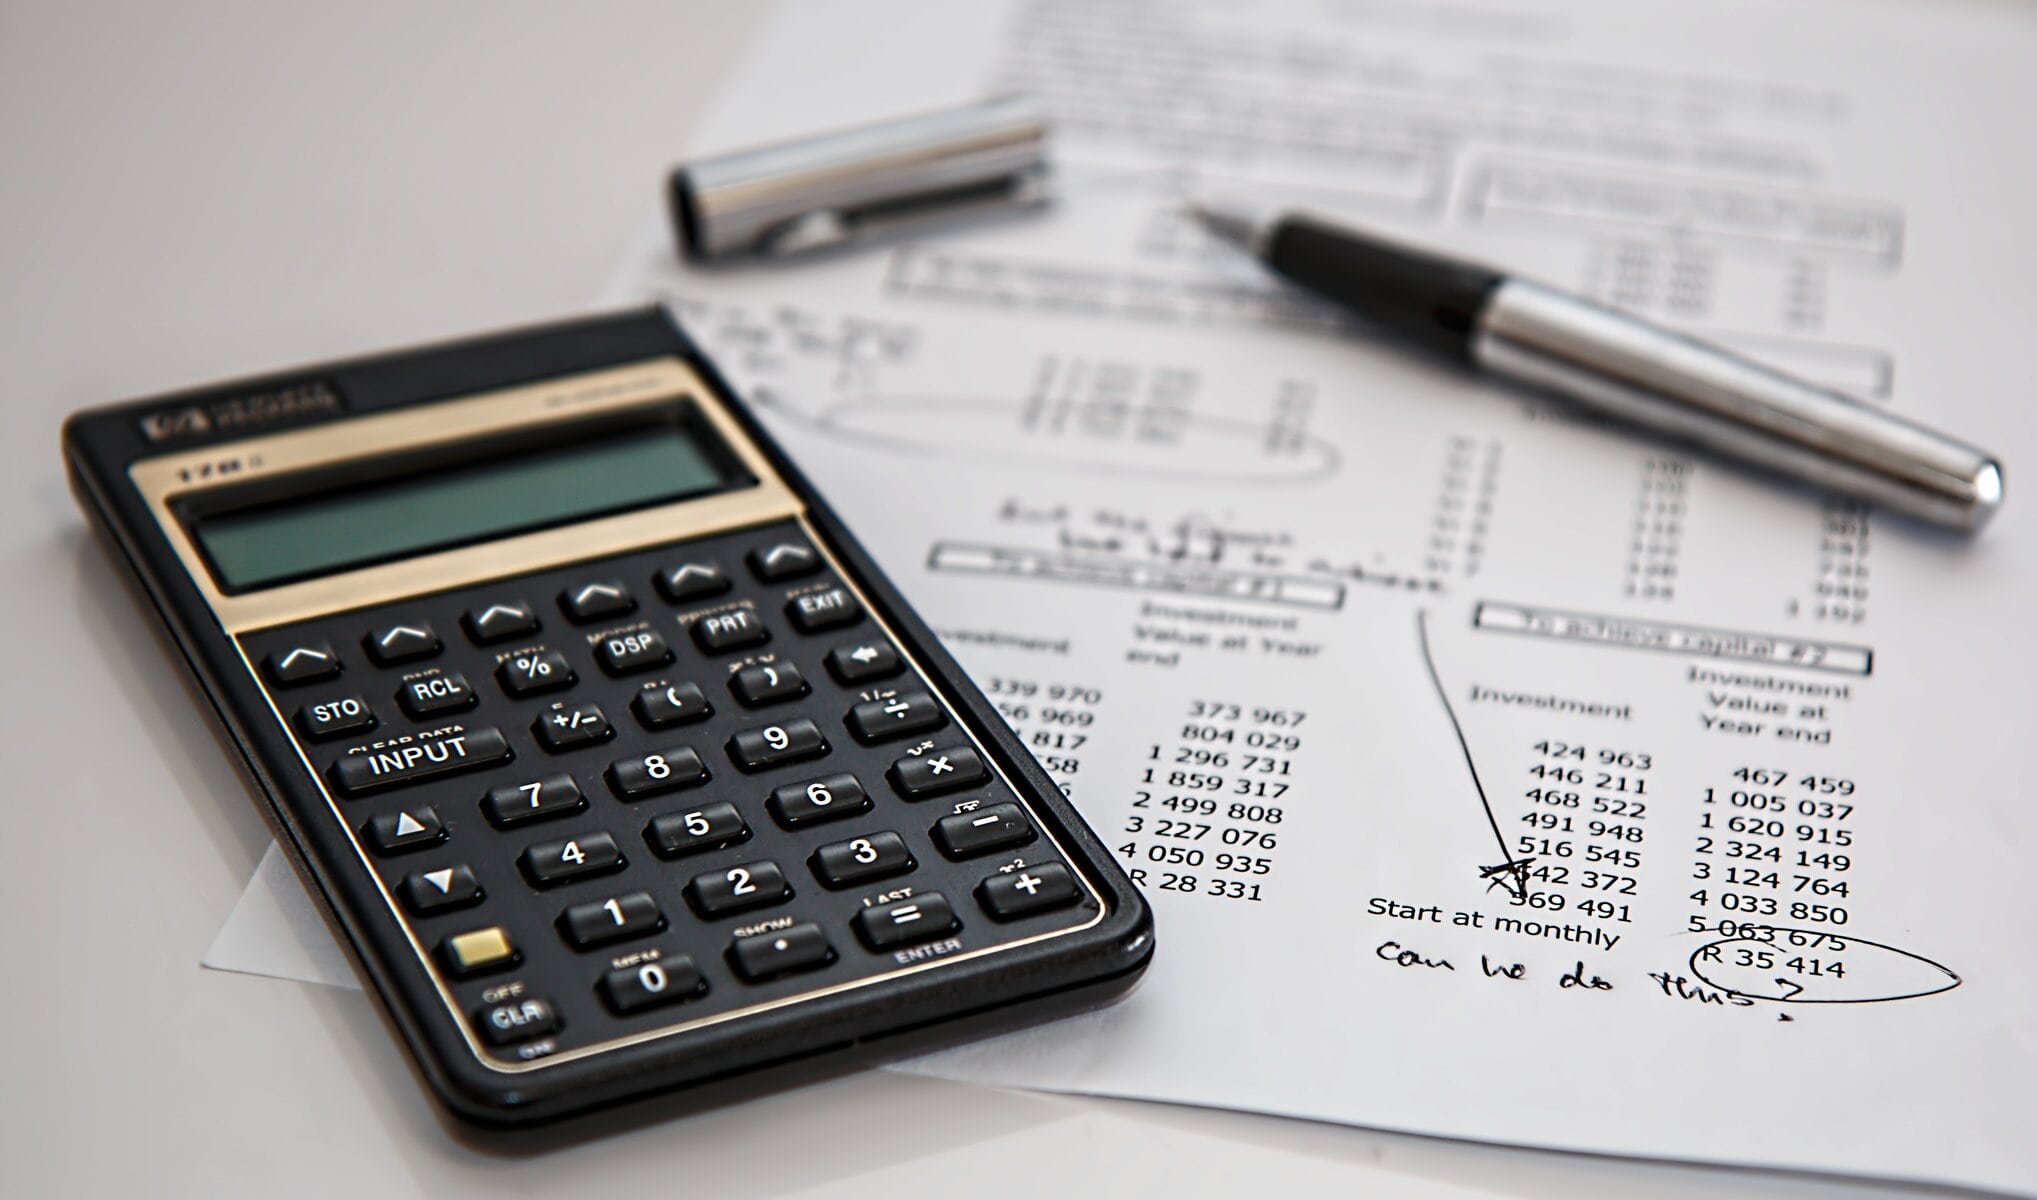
1264 215 1503 361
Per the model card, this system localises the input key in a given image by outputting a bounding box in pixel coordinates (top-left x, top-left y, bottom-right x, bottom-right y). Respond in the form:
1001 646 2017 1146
329 728 512 796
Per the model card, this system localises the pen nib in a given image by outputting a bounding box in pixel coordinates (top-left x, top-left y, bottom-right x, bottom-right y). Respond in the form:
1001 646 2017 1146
1183 197 1273 255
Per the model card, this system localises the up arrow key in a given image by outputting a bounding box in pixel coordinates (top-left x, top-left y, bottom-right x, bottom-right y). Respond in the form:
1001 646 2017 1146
749 542 820 581
364 621 441 665
363 806 444 855
264 643 341 687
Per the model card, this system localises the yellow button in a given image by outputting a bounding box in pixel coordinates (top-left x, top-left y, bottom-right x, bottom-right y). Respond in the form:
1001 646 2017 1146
444 926 516 975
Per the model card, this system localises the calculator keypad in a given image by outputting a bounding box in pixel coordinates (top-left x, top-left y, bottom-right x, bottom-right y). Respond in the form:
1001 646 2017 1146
239 520 1102 1065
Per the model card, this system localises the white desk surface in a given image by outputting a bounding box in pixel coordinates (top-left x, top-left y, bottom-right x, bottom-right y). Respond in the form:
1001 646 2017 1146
0 4 1960 1196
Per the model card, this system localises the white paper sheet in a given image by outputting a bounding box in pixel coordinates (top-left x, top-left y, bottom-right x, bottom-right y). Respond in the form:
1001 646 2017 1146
210 0 2037 1192
590 0 2037 1193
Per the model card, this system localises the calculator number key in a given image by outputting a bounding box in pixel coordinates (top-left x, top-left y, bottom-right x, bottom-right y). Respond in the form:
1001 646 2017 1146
607 747 709 799
727 719 828 772
497 650 576 697
846 691 947 743
519 832 625 887
296 694 376 741
482 773 586 828
645 802 750 858
534 703 614 752
767 773 871 828
559 891 665 949
601 956 706 1014
685 860 791 917
730 661 808 707
595 630 673 676
810 831 915 889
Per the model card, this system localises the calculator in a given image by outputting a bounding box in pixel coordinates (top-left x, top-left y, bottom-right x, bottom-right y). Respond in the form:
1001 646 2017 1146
62 310 1152 1125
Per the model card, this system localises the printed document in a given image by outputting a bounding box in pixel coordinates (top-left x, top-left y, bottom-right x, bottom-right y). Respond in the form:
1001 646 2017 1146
595 1 2037 1192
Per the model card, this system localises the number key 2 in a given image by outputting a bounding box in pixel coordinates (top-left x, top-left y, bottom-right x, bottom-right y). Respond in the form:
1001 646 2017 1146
684 860 791 917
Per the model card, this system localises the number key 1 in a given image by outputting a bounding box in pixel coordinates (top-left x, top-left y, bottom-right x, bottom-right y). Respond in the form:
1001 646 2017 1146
559 891 664 949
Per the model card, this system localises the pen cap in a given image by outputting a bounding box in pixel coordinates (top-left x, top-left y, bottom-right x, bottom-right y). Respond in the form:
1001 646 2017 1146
669 95 1050 261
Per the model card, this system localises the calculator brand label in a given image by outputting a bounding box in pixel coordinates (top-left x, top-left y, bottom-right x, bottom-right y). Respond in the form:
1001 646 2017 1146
137 379 343 443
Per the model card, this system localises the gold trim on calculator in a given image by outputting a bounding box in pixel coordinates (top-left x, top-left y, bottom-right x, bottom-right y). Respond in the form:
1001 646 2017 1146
127 356 1107 1073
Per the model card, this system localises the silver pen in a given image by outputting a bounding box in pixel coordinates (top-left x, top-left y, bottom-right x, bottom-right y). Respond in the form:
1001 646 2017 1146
1189 201 2003 532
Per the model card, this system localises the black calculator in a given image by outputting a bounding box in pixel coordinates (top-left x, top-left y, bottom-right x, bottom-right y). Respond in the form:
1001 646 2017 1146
63 310 1151 1125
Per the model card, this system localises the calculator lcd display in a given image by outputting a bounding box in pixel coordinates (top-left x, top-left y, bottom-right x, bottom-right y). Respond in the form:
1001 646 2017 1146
192 422 738 591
